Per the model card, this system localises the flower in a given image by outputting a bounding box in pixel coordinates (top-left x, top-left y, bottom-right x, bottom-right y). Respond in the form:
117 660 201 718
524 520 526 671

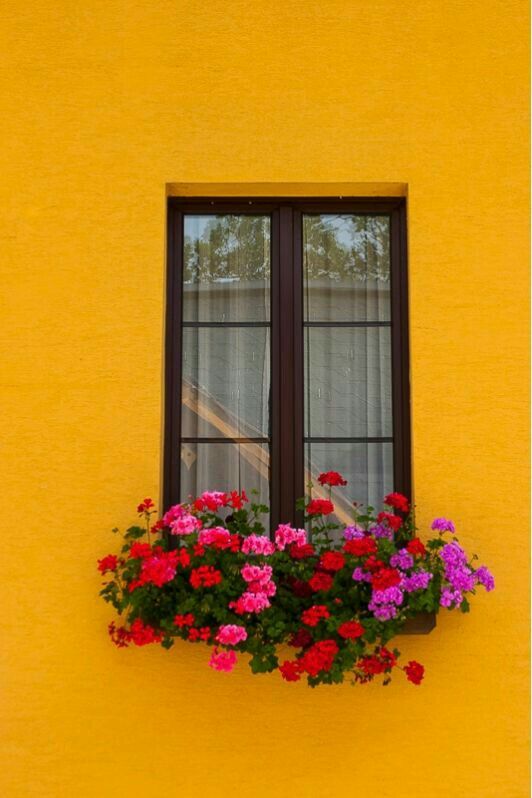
288 629 313 648
289 543 316 559
406 538 426 556
279 660 302 681
241 535 275 556
129 618 162 646
162 503 186 526
226 490 249 510
135 550 179 588
173 613 195 627
384 492 410 513
352 567 372 583
230 591 271 614
377 511 402 531
129 542 152 559
431 517 456 533
306 498 334 516
308 571 334 592
188 627 211 642
404 660 424 685
241 564 273 586
301 605 330 626
97 554 118 574
169 513 202 536
402 571 432 592
475 566 495 592
193 491 227 512
198 527 235 549
190 565 222 589
216 624 248 646
338 620 365 639
299 640 339 676
319 551 345 572
343 524 365 540
274 524 307 551
209 649 237 672
390 549 414 571
137 498 155 514
317 471 347 487
343 537 377 556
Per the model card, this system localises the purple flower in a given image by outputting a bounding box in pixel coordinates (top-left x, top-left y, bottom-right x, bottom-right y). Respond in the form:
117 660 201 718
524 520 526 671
390 549 414 570
370 586 404 606
372 605 398 621
475 566 495 592
440 588 463 608
402 571 433 592
440 542 467 567
352 567 372 582
343 524 365 540
370 523 394 540
431 517 456 533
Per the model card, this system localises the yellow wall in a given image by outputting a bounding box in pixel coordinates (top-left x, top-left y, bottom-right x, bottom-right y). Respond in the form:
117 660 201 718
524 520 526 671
1 2 529 796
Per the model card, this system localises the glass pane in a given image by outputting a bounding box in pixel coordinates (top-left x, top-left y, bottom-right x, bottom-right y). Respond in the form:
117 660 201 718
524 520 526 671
304 327 392 438
305 441 393 524
183 215 270 322
182 327 270 438
303 214 390 321
181 442 270 524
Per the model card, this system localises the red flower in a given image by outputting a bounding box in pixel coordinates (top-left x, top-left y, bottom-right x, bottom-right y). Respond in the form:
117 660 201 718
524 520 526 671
108 621 130 647
317 471 347 487
193 543 206 557
137 498 155 514
129 618 162 646
129 542 152 559
358 646 396 677
343 537 377 557
151 518 165 534
173 613 195 627
377 512 402 532
306 498 334 516
384 492 410 513
190 565 222 589
337 620 365 639
299 639 339 676
289 543 316 559
363 555 385 572
288 628 313 648
227 490 248 510
188 626 212 642
97 554 118 574
404 660 425 685
308 571 334 592
319 551 346 572
371 567 402 591
301 605 330 627
407 538 426 556
279 660 302 681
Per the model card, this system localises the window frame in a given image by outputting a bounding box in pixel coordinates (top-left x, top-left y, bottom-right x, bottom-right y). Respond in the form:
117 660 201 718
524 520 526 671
164 197 410 532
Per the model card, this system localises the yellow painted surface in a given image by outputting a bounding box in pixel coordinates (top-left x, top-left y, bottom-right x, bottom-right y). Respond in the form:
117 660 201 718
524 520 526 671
1 1 529 796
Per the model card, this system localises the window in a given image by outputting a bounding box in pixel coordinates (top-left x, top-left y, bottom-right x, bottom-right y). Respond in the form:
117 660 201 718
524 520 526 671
164 198 410 533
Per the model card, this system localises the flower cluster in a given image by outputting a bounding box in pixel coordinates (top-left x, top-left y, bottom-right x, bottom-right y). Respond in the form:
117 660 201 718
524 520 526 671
98 475 494 688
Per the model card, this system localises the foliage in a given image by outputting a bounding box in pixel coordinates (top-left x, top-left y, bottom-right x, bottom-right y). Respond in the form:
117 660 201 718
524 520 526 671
98 481 494 687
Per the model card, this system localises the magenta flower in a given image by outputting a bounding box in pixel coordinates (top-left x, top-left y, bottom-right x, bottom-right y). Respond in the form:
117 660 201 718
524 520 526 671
431 518 456 533
209 649 238 672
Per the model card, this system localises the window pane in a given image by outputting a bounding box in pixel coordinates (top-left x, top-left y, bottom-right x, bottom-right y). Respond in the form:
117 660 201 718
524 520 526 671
183 215 270 322
182 327 270 439
305 441 393 522
304 326 392 438
181 442 269 524
303 214 390 322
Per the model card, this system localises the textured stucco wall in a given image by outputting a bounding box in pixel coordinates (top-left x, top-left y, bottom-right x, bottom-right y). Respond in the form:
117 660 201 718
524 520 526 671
1 2 529 797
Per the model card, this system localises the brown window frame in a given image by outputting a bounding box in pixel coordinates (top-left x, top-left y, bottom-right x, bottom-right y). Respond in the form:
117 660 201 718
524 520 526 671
164 197 410 533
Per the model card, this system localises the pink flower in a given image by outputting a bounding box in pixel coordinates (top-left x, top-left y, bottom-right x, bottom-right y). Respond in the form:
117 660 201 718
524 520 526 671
274 524 307 551
209 648 238 672
230 591 271 614
198 527 231 547
169 513 202 535
216 624 248 646
241 535 276 556
241 563 273 586
162 504 186 526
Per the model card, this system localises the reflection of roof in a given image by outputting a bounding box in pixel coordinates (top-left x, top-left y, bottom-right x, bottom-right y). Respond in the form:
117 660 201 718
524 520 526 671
183 377 355 525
